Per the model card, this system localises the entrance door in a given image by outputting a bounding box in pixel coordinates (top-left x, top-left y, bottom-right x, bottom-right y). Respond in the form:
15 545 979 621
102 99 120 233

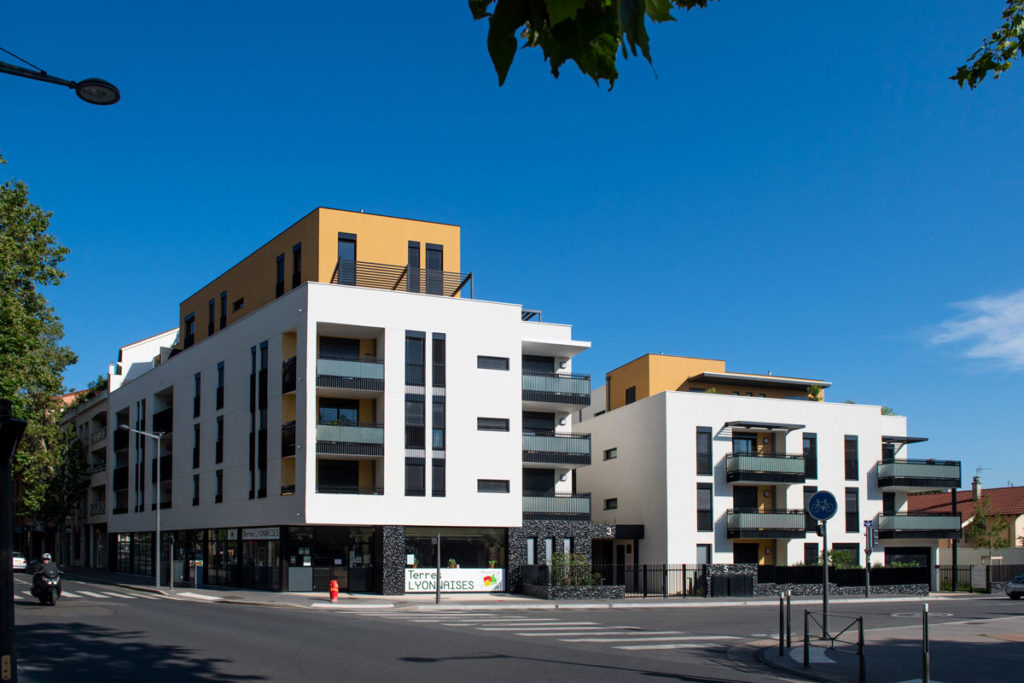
732 434 757 454
733 542 759 564
242 540 280 590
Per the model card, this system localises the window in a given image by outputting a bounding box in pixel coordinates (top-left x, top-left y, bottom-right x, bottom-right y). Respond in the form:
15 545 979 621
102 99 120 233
603 448 617 460
477 417 509 432
544 538 554 566
407 241 420 292
477 479 510 493
803 433 818 479
405 395 425 449
845 487 859 533
219 291 227 329
232 297 245 312
405 457 425 496
193 424 201 468
526 538 536 564
292 243 301 288
193 474 199 506
883 491 895 515
804 543 820 565
193 372 201 417
207 299 215 335
432 458 445 497
338 233 357 285
215 416 223 464
216 361 224 410
432 396 445 450
425 243 443 294
563 538 572 555
523 355 554 373
696 543 712 565
604 498 618 510
696 426 712 476
523 412 554 434
275 254 284 297
215 469 223 503
432 333 445 387
405 332 425 385
804 485 818 532
697 483 713 532
844 435 859 480
625 386 636 405
184 314 195 349
477 355 509 370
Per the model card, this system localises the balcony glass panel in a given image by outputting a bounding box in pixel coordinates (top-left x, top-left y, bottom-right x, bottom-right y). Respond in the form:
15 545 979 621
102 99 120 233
317 357 384 381
316 423 384 445
879 514 961 533
522 493 591 518
877 460 960 485
726 454 805 476
522 372 590 398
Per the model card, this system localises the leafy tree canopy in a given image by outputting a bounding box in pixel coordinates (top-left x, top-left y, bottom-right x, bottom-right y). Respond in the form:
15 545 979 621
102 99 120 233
953 0 1024 88
964 495 1011 552
469 0 715 88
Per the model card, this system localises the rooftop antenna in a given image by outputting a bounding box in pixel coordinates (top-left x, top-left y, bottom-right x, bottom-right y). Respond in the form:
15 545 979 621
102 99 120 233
976 466 991 478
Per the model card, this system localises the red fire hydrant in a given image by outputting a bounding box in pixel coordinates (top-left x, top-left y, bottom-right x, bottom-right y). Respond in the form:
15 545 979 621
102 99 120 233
329 579 339 603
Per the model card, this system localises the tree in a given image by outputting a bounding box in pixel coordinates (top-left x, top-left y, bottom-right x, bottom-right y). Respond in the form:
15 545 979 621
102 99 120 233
0 153 78 519
953 0 1024 88
964 495 1011 556
469 0 715 88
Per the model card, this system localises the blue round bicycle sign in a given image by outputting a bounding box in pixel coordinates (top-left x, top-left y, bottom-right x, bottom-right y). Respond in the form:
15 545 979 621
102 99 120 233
808 491 838 521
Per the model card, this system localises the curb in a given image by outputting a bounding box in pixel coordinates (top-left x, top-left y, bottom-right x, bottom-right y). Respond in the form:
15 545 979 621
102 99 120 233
756 646 832 683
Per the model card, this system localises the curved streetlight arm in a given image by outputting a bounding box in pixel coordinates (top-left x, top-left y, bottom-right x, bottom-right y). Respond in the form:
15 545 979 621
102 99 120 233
0 59 119 105
0 60 76 89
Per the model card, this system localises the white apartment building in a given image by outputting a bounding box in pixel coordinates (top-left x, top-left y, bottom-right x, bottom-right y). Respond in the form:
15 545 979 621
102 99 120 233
99 208 594 593
577 354 962 574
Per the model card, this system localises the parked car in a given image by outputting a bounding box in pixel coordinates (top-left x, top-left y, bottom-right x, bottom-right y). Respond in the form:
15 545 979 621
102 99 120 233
12 552 27 572
1006 574 1024 600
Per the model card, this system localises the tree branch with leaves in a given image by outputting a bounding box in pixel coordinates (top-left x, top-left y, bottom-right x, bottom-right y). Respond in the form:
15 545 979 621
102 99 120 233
953 0 1024 88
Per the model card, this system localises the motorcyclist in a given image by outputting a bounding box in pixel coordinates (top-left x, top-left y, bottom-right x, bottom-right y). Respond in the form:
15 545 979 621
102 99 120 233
33 553 61 591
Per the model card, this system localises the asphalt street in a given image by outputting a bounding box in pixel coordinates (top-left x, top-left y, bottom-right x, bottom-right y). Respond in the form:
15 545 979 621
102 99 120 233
11 573 1024 682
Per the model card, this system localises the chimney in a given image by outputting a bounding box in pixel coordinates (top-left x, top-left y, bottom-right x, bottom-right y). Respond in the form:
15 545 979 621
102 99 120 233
972 475 982 501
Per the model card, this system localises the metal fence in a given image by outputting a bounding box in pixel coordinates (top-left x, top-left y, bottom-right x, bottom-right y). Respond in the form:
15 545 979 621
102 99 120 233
759 564 929 587
591 563 707 597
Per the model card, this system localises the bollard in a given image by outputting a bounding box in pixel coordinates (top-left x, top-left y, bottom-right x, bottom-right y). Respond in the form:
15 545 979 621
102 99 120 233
858 616 865 683
922 603 930 683
786 591 792 649
803 609 809 669
779 593 785 656
329 579 339 603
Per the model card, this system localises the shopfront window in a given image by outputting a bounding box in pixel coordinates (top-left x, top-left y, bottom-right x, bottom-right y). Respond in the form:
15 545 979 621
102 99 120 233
404 527 506 570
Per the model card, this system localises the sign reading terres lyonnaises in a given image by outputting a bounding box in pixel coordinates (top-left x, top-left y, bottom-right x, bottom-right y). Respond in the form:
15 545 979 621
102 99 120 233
405 568 505 593
241 526 280 541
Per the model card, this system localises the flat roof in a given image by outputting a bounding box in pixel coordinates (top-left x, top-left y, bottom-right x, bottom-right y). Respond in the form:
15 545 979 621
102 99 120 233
689 371 831 390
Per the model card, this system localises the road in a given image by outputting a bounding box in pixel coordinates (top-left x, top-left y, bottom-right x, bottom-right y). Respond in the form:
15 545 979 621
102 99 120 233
12 574 1024 682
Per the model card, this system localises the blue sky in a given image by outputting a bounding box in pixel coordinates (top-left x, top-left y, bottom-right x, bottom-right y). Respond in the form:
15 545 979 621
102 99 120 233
2 2 1022 489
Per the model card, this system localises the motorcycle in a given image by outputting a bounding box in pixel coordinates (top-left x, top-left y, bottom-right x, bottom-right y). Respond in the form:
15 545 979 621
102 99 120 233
30 570 62 606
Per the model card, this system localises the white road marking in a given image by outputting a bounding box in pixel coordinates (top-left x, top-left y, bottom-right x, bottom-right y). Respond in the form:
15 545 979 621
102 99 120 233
102 592 136 599
614 643 711 650
565 635 739 643
517 630 655 638
60 591 79 598
21 591 35 600
176 591 219 601
78 591 110 599
477 624 603 631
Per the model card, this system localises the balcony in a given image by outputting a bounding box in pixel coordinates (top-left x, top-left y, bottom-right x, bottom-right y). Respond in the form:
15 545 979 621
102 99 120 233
315 484 385 495
112 506 128 515
113 429 129 451
877 459 961 491
282 421 296 457
330 259 473 298
523 493 591 520
89 462 107 475
89 502 105 516
522 432 591 466
522 372 591 407
281 484 295 495
878 513 962 540
316 356 384 392
150 455 173 482
90 427 107 445
282 356 297 393
113 466 129 490
153 407 173 433
316 422 384 456
725 453 805 484
726 509 806 539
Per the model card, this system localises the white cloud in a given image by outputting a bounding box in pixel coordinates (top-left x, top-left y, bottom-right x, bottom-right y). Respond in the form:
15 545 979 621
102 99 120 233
931 289 1024 369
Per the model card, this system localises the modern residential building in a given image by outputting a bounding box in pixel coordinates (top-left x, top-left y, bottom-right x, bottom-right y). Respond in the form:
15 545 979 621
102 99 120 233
99 207 593 593
577 354 962 573
57 387 110 568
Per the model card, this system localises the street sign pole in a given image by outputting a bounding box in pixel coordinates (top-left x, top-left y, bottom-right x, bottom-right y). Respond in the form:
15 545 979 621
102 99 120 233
435 534 441 605
822 519 829 638
864 520 874 599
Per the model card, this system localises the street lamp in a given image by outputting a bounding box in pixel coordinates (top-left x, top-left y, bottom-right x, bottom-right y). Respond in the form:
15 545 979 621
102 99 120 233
2 399 28 683
119 425 165 589
0 47 119 105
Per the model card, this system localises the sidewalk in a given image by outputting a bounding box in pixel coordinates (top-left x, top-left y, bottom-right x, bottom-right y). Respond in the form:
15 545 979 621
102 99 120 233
759 613 1024 682
61 567 978 612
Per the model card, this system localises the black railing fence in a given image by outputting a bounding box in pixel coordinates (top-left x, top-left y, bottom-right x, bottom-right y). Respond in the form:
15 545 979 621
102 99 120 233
592 563 708 597
758 564 929 586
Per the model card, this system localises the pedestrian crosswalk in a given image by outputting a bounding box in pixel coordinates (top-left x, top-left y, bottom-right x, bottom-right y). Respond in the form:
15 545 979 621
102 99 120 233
334 609 742 651
16 581 165 603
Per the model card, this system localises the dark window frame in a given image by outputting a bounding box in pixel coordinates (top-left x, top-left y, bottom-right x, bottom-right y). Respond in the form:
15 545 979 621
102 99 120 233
696 426 713 476
405 332 426 386
292 242 302 288
184 313 195 349
603 447 617 460
405 394 425 449
207 299 215 335
844 435 859 480
803 432 818 480
275 253 285 297
192 423 201 469
697 483 713 532
477 479 510 493
477 417 510 432
604 498 618 510
477 355 510 371
625 386 636 405
845 487 859 533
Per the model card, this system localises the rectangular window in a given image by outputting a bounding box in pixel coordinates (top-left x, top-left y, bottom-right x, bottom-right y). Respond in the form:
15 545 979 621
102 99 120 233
526 538 536 564
275 254 284 297
405 332 425 385
208 299 215 336
425 243 443 294
882 442 896 463
215 416 224 464
219 291 227 329
184 314 195 349
696 426 713 476
604 498 618 510
803 433 818 479
804 543 820 565
845 487 859 533
882 491 895 515
192 424 200 469
544 538 554 566
804 485 818 532
844 435 858 480
338 233 356 285
431 458 445 497
405 395 425 449
193 474 199 506
603 447 617 460
697 483 713 532
405 457 425 496
215 469 223 503
292 242 302 288
563 538 572 556
477 417 509 432
407 241 420 292
477 355 509 370
625 386 636 405
696 543 712 565
432 396 445 450
193 372 201 417
432 333 445 387
232 297 245 312
477 479 510 493
216 361 224 410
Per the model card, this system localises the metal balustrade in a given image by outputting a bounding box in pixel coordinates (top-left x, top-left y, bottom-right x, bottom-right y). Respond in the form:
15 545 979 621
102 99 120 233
522 432 591 465
523 493 591 520
522 372 591 406
726 452 805 483
329 259 473 298
316 356 384 391
726 508 806 538
316 422 384 456
877 459 961 489
878 513 961 539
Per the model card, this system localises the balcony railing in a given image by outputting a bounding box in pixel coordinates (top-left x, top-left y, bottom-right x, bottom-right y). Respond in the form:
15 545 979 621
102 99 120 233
523 493 591 520
877 459 961 490
89 502 105 516
113 466 129 490
113 429 129 451
315 483 385 495
316 422 384 456
725 452 805 484
878 513 962 540
330 259 473 298
282 421 296 457
522 432 591 466
153 408 173 433
90 427 107 444
522 372 591 406
282 356 296 393
281 484 296 495
726 508 806 539
316 355 384 391
89 463 107 475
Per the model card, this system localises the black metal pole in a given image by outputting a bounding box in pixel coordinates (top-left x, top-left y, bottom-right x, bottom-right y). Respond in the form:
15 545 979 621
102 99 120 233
822 520 829 639
922 603 930 683
803 609 809 669
858 617 865 683
1 399 28 683
786 590 792 648
779 593 785 656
